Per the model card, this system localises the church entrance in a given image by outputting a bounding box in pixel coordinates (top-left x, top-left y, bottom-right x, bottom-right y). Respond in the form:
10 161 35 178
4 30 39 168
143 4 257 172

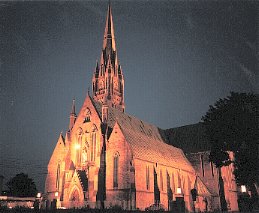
69 188 80 208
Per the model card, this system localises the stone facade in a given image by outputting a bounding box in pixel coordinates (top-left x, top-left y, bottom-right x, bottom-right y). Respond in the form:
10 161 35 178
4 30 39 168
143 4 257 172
45 3 239 212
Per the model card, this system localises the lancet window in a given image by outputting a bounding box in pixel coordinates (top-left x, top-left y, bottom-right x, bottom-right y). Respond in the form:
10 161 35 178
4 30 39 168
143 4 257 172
160 170 164 191
113 153 119 188
146 165 150 190
84 108 91 123
56 163 60 190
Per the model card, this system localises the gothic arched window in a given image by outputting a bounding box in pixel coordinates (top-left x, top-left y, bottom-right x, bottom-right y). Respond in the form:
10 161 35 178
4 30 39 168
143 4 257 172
90 132 96 161
76 128 83 166
56 163 60 190
113 153 119 188
146 165 150 190
171 172 175 193
160 170 163 191
90 125 97 162
84 108 91 123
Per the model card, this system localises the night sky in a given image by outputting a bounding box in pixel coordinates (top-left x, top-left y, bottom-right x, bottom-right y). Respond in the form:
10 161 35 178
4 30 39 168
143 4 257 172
0 1 258 192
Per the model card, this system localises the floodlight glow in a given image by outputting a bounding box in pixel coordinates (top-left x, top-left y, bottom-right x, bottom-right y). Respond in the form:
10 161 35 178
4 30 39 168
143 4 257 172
75 144 81 150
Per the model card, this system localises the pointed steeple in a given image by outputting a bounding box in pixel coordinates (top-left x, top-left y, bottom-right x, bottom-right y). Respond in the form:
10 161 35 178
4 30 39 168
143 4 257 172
92 2 125 113
103 2 116 55
69 98 77 130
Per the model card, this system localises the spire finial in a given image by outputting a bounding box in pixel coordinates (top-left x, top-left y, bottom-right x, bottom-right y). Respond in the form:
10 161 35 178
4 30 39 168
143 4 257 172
70 98 76 115
103 1 116 52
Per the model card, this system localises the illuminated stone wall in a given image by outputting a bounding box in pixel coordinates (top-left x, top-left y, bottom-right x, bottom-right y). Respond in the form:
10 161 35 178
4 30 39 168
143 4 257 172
187 151 239 211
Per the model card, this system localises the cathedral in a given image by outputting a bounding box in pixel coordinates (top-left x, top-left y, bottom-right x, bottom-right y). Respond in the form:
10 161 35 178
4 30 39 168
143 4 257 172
45 4 239 212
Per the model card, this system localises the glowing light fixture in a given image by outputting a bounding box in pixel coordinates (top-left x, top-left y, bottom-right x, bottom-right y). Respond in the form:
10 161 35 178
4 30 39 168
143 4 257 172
75 144 81 150
36 192 41 198
55 191 59 197
241 185 247 193
176 187 182 194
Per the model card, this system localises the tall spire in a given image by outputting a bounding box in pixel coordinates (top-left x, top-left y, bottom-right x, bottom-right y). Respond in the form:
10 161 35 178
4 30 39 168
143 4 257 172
92 2 125 112
103 2 116 54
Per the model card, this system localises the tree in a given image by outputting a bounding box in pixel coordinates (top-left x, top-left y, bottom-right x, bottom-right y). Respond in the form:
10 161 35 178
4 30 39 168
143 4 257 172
6 173 37 197
202 92 259 209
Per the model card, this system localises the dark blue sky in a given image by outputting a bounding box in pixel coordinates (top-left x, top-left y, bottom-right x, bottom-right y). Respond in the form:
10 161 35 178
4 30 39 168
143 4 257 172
0 1 258 191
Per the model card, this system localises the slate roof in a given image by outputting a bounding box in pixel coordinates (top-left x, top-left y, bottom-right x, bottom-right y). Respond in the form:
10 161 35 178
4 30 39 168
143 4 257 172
91 98 195 173
164 123 211 153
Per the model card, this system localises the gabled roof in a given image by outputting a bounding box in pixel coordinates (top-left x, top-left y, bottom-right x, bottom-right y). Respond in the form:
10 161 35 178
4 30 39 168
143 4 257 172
164 123 211 153
194 176 213 196
92 99 195 173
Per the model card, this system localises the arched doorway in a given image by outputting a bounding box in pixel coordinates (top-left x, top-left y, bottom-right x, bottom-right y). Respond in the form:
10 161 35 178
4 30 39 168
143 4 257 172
69 187 81 208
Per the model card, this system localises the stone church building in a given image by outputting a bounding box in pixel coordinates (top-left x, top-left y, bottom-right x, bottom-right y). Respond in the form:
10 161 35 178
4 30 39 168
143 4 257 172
45 4 239 212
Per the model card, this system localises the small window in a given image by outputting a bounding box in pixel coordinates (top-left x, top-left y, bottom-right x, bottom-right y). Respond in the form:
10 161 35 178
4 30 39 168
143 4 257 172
84 117 90 123
84 108 91 123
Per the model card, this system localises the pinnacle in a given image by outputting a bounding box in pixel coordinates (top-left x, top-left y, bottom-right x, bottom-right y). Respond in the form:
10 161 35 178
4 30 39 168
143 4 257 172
70 98 76 115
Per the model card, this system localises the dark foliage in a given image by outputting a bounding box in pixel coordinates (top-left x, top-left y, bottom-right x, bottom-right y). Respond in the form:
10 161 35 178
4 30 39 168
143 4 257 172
6 173 37 197
202 92 259 188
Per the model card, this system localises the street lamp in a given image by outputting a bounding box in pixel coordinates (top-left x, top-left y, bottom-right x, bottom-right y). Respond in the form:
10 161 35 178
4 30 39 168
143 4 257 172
54 191 59 197
176 187 182 195
36 192 41 198
241 185 247 193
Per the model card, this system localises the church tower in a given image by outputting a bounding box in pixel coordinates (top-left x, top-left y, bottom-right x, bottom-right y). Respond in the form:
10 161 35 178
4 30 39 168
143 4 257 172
92 3 125 112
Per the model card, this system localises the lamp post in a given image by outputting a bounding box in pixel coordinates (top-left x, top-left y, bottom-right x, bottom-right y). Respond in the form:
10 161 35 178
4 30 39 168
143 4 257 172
176 187 184 213
34 192 42 210
36 192 42 198
176 187 182 195
52 191 58 210
241 185 247 193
